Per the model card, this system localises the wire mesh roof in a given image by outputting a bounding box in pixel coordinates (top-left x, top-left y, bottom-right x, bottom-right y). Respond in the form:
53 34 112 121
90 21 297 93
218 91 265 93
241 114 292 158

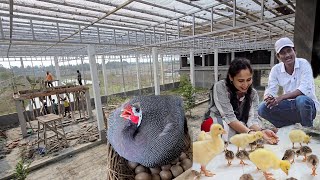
0 0 296 58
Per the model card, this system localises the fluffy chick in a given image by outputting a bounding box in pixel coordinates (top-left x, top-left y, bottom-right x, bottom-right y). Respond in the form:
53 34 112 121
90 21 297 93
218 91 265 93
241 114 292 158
193 124 226 177
306 154 319 176
236 150 250 166
230 131 264 152
197 131 211 141
239 174 253 180
256 139 265 149
185 170 201 180
289 129 311 149
249 141 257 152
249 149 291 180
296 146 312 162
282 149 296 164
225 149 235 166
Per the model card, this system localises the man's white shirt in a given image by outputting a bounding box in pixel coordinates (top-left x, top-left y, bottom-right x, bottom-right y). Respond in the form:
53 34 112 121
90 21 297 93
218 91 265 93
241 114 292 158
264 58 320 111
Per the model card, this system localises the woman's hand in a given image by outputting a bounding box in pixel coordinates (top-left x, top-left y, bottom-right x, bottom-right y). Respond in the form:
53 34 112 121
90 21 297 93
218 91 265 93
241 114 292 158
262 129 279 144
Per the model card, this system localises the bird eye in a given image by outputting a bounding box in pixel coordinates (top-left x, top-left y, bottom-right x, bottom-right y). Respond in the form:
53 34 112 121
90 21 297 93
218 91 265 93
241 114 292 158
135 108 140 113
219 128 221 130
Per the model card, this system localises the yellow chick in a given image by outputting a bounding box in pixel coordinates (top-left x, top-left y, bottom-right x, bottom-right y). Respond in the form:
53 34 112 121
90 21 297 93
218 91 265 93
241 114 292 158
230 131 264 152
289 129 311 149
306 154 319 176
197 131 211 141
282 149 296 164
193 124 226 177
249 149 291 180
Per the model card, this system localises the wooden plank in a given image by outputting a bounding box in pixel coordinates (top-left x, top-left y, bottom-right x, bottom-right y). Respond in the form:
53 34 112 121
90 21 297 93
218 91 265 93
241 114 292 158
13 85 89 100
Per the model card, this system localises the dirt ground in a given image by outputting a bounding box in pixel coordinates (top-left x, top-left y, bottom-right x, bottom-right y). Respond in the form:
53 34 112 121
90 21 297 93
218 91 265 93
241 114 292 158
23 103 208 180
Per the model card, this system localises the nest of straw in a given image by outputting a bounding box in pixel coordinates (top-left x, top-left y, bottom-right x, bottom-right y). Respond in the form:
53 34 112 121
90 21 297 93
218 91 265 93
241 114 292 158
105 118 192 180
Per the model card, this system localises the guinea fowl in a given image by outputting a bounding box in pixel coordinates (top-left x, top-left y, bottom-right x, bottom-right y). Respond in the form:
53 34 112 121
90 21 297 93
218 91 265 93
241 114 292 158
107 95 187 168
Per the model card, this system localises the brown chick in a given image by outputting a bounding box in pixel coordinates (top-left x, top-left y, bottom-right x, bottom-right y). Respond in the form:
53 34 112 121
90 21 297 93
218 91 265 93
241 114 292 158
225 149 235 166
239 173 253 180
296 146 312 162
185 170 201 180
282 149 296 164
224 141 229 150
249 141 257 152
286 178 298 180
236 150 249 166
256 139 265 149
306 154 319 176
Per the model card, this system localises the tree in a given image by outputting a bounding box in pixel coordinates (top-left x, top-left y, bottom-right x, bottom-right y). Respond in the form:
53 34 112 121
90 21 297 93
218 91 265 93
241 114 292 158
179 75 195 116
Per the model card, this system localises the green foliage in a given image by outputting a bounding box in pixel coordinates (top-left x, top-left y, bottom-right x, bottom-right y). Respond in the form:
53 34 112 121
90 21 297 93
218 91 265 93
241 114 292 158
179 75 195 116
0 71 12 80
14 159 30 180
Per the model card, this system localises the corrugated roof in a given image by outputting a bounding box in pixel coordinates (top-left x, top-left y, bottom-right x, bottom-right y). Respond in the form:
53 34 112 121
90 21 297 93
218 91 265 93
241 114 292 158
0 0 295 59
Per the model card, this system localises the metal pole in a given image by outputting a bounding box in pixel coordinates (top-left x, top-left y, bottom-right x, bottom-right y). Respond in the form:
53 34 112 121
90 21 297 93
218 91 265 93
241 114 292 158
152 47 160 95
120 55 126 95
190 49 195 87
87 45 105 140
214 48 219 83
102 55 108 96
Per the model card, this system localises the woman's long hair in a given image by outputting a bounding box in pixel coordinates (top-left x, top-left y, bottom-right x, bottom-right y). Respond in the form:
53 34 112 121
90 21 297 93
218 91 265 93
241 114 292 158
225 58 253 124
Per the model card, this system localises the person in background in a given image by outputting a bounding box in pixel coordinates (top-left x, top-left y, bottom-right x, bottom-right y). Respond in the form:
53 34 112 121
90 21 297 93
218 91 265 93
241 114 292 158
77 70 82 85
45 71 54 87
61 97 71 118
202 58 278 144
42 101 49 115
258 37 320 128
52 99 59 115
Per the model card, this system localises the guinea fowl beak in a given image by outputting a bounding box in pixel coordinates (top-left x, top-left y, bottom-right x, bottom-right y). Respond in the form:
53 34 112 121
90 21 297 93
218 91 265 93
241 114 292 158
120 106 132 120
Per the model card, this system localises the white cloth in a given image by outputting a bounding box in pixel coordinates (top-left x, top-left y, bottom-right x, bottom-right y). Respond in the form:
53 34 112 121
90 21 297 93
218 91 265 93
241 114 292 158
192 125 320 180
264 58 320 111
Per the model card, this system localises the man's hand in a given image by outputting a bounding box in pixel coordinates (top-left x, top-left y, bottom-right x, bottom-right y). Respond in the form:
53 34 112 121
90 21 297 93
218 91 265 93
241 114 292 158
262 129 279 144
264 95 282 109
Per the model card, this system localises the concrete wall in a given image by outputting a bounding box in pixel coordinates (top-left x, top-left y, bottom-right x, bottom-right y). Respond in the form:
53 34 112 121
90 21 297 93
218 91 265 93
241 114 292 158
0 82 180 127
180 68 227 89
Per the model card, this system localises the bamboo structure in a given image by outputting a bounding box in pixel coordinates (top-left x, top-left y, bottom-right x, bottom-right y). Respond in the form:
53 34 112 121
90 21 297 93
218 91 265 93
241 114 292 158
13 85 92 137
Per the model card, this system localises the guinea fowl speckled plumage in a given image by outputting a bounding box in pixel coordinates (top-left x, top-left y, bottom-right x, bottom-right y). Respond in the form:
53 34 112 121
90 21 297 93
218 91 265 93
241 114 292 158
107 95 186 167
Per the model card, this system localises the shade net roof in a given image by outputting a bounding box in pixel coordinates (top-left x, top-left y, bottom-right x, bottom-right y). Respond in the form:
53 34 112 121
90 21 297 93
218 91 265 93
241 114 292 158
0 0 295 59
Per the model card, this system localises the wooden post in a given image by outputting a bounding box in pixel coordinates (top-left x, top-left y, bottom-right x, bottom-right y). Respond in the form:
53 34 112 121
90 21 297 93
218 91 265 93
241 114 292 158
15 100 28 137
85 89 92 120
